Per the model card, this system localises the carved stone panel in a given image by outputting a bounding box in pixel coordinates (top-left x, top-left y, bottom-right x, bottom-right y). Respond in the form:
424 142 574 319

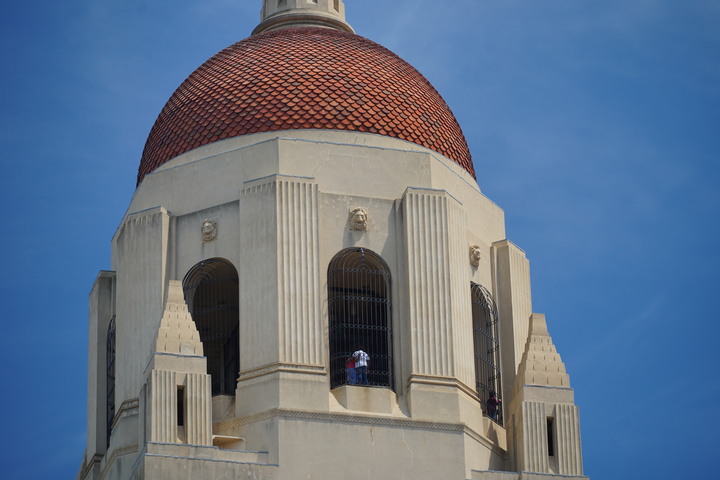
201 218 218 242
349 207 368 230
469 245 482 268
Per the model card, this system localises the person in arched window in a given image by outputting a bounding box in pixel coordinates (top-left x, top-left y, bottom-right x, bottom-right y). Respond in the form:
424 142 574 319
353 348 369 385
345 356 357 385
328 247 392 389
486 391 501 421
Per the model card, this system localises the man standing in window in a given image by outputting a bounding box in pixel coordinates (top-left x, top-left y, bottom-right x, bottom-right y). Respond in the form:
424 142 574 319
487 391 501 421
353 348 369 385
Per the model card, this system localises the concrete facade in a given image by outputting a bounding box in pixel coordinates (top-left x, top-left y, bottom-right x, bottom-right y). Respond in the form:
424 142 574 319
78 4 587 480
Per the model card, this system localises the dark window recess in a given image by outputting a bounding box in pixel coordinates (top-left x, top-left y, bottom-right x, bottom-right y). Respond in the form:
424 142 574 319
328 248 393 389
547 417 555 456
177 387 185 427
183 258 240 396
471 283 503 425
106 315 116 449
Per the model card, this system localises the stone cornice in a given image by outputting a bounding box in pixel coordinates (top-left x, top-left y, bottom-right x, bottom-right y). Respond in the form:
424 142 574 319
238 362 326 382
98 445 138 480
214 407 505 456
78 453 103 480
110 398 139 431
408 373 481 402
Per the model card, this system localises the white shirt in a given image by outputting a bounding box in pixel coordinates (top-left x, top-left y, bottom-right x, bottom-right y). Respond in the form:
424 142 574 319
353 350 369 368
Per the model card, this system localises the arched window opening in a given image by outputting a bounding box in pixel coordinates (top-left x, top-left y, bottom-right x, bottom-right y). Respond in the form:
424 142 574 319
471 283 503 425
106 315 116 448
328 248 392 389
183 258 239 396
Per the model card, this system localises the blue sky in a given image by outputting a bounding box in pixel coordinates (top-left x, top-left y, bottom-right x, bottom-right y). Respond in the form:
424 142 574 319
1 1 718 478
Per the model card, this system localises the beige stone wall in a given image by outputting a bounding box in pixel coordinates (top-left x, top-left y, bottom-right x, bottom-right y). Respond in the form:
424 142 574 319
82 271 115 475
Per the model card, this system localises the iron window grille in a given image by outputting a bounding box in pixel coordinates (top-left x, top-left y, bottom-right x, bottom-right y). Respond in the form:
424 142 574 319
106 315 116 448
471 283 503 425
328 248 393 390
183 258 240 396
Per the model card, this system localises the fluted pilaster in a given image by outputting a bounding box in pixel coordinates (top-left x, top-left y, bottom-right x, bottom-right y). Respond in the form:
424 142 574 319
404 188 454 377
556 404 583 475
185 373 212 446
493 240 532 405
403 187 472 387
447 197 474 389
239 175 322 371
148 370 177 443
521 401 549 473
276 178 321 365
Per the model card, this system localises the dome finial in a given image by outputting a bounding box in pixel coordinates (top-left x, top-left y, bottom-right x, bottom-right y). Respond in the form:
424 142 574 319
254 0 354 35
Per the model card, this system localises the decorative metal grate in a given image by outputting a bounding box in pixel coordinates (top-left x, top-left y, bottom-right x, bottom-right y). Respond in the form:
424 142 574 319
471 283 503 425
183 258 239 396
106 315 116 448
328 248 393 389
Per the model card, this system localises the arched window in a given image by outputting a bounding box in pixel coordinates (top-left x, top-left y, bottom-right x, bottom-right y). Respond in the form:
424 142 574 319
106 315 116 448
471 283 503 424
328 248 392 389
182 258 240 396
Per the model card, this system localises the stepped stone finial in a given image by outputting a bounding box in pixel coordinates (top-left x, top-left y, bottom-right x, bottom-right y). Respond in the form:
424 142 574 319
155 281 203 356
515 313 571 388
254 0 354 35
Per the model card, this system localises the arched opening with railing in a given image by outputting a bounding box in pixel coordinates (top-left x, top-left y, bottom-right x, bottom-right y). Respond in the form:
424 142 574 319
106 315 116 448
471 282 503 425
328 247 393 390
182 258 240 396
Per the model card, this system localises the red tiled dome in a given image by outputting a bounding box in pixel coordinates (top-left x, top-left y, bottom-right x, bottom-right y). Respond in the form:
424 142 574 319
138 27 474 185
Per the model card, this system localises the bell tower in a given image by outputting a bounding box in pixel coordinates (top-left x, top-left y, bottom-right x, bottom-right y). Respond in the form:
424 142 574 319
254 0 354 34
77 1 590 478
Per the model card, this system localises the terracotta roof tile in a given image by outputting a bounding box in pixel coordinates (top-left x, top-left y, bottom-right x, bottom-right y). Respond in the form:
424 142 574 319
138 27 473 184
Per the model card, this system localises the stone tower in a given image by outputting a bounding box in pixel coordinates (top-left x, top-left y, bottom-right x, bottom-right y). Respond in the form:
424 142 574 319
78 3 588 479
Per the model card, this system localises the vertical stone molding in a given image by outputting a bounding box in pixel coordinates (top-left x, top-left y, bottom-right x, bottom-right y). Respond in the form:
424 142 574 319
148 370 178 444
402 187 472 385
276 177 321 366
520 401 550 473
185 373 213 446
114 207 171 401
240 179 280 370
86 271 116 458
447 199 474 389
240 175 322 369
493 240 532 405
556 404 584 475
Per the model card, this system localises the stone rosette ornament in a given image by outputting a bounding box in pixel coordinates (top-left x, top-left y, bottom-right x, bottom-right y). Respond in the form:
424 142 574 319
349 207 368 231
201 218 218 242
469 245 482 268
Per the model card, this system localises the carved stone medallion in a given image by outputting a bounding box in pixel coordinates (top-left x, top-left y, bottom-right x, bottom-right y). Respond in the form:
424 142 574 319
201 218 218 242
349 207 368 231
469 245 482 268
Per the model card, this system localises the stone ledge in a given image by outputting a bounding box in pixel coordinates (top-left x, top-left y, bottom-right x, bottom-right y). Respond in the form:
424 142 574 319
330 385 396 414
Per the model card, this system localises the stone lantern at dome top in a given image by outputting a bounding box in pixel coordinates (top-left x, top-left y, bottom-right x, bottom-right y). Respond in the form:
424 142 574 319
255 0 353 35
